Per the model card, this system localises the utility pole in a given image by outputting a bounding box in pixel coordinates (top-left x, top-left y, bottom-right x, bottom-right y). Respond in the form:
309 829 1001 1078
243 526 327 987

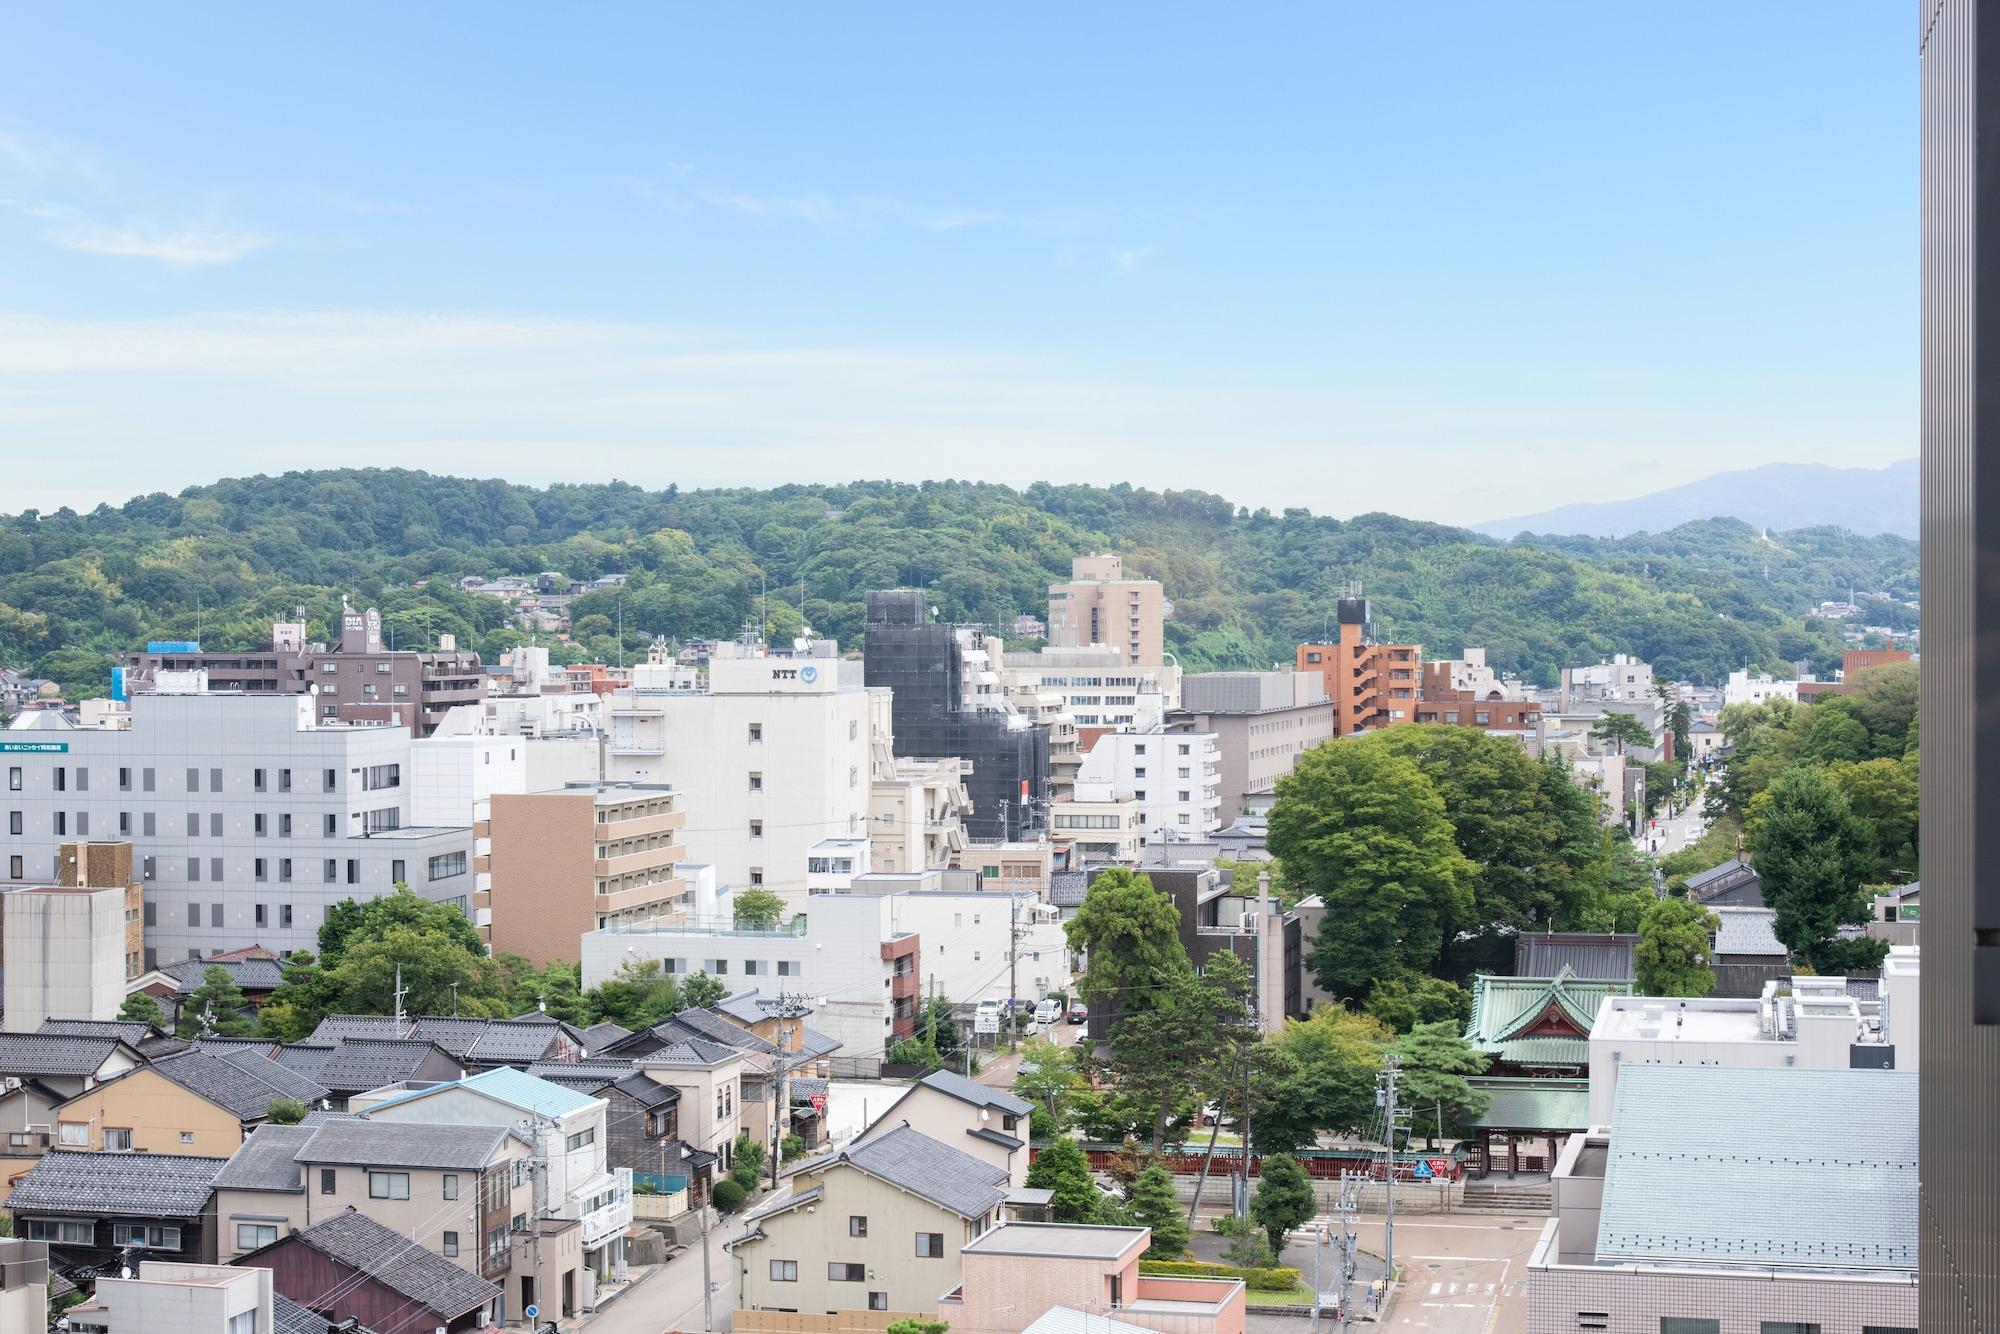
1332 1172 1360 1332
1377 1056 1404 1281
770 990 816 1190
392 964 409 1039
681 1144 715 1332
1007 890 1025 1050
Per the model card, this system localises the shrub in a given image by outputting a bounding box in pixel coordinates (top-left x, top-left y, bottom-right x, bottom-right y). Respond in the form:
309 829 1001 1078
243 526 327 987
711 1178 747 1214
264 1098 307 1125
780 1133 806 1161
1137 1259 1302 1292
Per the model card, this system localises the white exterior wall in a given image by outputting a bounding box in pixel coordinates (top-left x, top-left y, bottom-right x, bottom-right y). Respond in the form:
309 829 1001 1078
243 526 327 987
411 732 528 827
1724 670 1799 709
582 894 898 1058
1 694 476 963
883 893 1072 1006
601 647 871 909
2 887 125 1031
1073 732 1222 844
90 1264 270 1334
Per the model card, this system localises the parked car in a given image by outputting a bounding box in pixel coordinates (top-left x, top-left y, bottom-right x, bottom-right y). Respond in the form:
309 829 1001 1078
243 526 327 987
1033 999 1062 1027
1066 1002 1088 1025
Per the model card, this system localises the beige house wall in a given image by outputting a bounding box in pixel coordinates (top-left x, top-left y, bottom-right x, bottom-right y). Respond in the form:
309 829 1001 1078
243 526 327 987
855 1089 1025 1189
638 1062 744 1162
54 1067 246 1157
302 1146 533 1269
736 1166 988 1315
213 1187 306 1262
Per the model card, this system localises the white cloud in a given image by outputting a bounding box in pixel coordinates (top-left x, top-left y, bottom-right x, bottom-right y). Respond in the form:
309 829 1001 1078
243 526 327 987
45 216 269 266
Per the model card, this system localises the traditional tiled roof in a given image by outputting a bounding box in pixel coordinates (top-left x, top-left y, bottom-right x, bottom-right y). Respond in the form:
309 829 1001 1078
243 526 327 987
147 1050 319 1121
5 1149 226 1218
608 1071 679 1111
822 1122 1008 1219
1465 970 1632 1069
162 956 287 993
635 1037 744 1069
271 1044 337 1081
36 1019 162 1044
0 1032 132 1077
213 1046 332 1106
275 1208 500 1318
312 1038 459 1094
1512 933 1638 982
798 1028 841 1058
1595 1065 1916 1271
1712 907 1787 957
582 1021 632 1051
299 1119 509 1170
212 1123 317 1193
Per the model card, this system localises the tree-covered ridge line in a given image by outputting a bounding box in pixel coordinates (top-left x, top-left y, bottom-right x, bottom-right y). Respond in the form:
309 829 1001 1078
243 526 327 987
0 469 1915 697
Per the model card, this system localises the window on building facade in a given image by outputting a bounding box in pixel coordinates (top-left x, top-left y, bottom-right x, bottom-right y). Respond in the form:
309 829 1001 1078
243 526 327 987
236 1223 278 1251
368 1171 410 1199
769 1260 798 1282
915 1232 945 1257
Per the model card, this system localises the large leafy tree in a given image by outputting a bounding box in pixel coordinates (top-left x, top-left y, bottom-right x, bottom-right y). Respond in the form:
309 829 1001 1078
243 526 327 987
1268 744 1475 1000
1389 1022 1490 1146
731 888 788 930
585 958 684 1030
1362 726 1563 933
319 890 484 970
1252 1007 1390 1151
1013 1035 1088 1128
1750 766 1887 972
1826 756 1919 879
181 965 257 1038
1065 868 1190 1028
1110 951 1253 1151
1635 898 1719 998
1591 711 1654 756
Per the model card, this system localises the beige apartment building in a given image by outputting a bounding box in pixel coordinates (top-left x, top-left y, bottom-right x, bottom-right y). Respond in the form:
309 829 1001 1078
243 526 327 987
732 1124 1010 1320
1 841 144 1032
1047 555 1164 667
484 782 686 966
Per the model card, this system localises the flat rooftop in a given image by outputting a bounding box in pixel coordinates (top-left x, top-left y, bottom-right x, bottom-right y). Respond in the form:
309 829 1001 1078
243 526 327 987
961 1223 1147 1260
1592 996 1767 1043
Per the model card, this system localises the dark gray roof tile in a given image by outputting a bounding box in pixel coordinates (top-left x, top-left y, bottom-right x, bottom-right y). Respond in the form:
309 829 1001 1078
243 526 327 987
5 1149 226 1218
213 1123 318 1193
834 1123 1008 1219
284 1208 500 1317
298 1119 509 1171
0 1032 130 1077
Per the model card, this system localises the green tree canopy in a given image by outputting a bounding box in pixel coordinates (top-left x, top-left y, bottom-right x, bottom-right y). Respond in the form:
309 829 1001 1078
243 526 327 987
319 890 484 970
1127 1161 1190 1259
1635 898 1719 997
117 993 166 1027
1025 1136 1102 1222
1013 1035 1087 1128
1110 950 1253 1151
1252 1007 1391 1151
586 958 683 1030
1250 1153 1316 1256
1389 1022 1491 1146
1750 766 1884 971
731 888 788 930
681 971 729 1010
1268 743 1475 999
181 965 256 1038
1591 711 1654 755
1065 868 1190 1027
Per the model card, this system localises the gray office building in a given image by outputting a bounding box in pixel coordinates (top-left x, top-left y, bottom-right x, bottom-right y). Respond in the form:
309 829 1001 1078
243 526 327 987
2 694 474 966
1921 1 2000 1328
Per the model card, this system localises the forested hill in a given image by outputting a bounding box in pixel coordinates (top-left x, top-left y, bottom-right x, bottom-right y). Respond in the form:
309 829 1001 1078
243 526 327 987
0 471 1917 698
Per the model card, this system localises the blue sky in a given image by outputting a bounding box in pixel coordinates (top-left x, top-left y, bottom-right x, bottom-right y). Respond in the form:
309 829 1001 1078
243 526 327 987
0 4 1914 525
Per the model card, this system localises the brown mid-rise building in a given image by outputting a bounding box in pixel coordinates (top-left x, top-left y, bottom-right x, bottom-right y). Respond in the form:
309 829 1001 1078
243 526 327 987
122 605 482 737
1415 660 1543 734
1295 599 1420 735
483 783 687 967
1047 554 1165 666
1796 647 1916 702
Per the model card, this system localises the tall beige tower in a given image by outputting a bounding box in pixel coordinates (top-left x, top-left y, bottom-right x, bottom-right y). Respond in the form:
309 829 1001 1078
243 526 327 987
1046 554 1164 665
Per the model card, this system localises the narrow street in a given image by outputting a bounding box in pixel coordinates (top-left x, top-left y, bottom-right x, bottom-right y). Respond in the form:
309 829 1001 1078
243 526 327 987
579 1224 734 1334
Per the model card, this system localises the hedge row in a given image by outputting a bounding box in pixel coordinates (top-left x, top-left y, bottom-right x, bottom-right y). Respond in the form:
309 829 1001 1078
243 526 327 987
1138 1259 1303 1292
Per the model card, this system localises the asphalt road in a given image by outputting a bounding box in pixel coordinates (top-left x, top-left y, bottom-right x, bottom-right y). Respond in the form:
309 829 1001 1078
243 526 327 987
579 1225 734 1334
1371 1214 1542 1334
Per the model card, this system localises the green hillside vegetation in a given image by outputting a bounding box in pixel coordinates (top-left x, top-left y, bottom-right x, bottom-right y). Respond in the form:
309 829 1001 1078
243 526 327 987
0 470 1914 699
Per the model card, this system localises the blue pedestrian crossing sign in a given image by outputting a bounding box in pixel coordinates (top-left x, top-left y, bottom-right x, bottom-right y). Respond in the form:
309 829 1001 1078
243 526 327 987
1412 1159 1433 1180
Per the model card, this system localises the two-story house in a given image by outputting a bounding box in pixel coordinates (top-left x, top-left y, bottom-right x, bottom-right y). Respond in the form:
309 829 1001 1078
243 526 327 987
49 1049 328 1159
237 1207 505 1334
3 1150 226 1271
633 1039 747 1195
856 1070 1034 1190
357 1067 632 1309
0 1032 144 1169
730 1123 1009 1320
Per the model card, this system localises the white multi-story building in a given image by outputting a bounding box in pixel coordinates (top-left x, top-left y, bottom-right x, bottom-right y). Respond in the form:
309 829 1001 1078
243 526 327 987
1072 729 1222 845
360 1067 633 1297
594 639 871 908
998 646 1181 732
2 694 480 964
1048 783 1143 864
1559 654 1655 708
1723 669 1799 709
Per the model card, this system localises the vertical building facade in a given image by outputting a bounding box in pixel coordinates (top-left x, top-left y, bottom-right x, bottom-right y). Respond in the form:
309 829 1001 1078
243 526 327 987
485 783 686 966
1175 671 1334 824
1294 598 1420 735
1921 1 2000 1327
1046 554 1165 666
863 591 1050 843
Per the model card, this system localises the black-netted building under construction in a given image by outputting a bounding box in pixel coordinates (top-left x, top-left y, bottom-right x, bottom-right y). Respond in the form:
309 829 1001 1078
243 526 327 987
863 590 1049 842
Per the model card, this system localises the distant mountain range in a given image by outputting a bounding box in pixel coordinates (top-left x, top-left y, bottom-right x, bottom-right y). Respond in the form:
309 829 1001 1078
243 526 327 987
1475 458 1919 540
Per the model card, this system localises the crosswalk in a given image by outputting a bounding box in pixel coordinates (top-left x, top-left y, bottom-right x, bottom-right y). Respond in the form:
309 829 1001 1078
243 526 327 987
1425 1281 1496 1295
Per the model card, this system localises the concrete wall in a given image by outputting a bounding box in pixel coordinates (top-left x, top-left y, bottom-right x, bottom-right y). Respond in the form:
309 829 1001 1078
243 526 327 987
3 885 125 1030
93 1263 269 1334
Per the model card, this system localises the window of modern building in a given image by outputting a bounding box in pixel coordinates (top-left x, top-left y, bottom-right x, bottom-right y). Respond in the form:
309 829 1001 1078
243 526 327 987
323 813 338 837
237 1223 278 1251
118 767 131 791
53 767 65 792
5 768 16 791
769 1260 798 1282
429 852 467 881
1661 1322 1720 1334
441 1230 459 1257
849 1216 868 1237
368 1171 411 1200
748 772 763 791
828 1263 866 1282
750 820 763 838
749 724 763 743
915 1232 945 1257
103 1127 132 1151
320 1168 336 1194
